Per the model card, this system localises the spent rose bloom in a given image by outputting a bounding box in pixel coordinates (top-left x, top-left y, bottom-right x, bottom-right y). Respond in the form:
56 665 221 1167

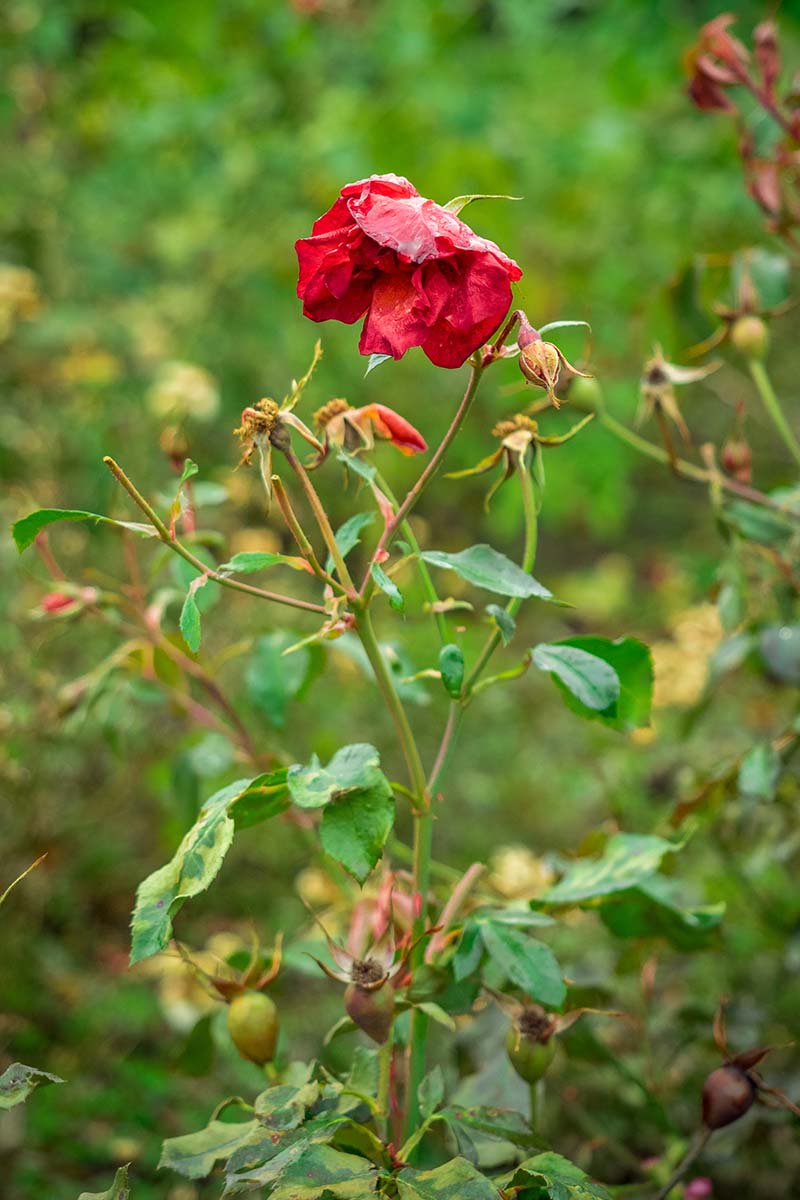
314 398 427 459
296 174 522 368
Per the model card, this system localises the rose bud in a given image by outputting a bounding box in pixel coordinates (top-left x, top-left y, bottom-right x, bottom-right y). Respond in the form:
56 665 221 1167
506 1005 558 1084
516 316 590 407
486 988 622 1085
306 906 409 1045
720 436 752 483
227 990 279 1065
701 1001 800 1132
730 315 769 360
174 933 282 1065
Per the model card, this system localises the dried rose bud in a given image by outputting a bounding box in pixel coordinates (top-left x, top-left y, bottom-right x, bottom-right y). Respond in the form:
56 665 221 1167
516 317 589 406
720 436 752 483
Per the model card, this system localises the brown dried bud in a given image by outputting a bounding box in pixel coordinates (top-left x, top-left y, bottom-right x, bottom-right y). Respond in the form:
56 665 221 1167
721 436 752 483
702 1063 756 1130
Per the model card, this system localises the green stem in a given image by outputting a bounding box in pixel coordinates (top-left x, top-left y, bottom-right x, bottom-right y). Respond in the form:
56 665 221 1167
465 459 539 693
748 357 800 470
282 446 356 591
529 1082 538 1130
655 1128 712 1200
374 469 449 645
362 361 484 599
598 412 800 516
355 609 428 807
103 457 326 615
377 1034 392 1139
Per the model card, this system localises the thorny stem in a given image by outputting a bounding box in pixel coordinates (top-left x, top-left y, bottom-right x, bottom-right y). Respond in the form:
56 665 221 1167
654 1128 712 1200
362 361 484 597
374 469 449 645
747 357 800 470
282 445 356 592
103 457 326 615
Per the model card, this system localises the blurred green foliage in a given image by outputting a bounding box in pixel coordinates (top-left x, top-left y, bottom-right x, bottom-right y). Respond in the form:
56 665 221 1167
2 1 800 1197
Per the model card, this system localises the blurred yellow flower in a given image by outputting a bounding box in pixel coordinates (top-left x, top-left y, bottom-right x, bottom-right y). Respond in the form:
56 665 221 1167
488 845 555 900
652 603 723 708
147 361 220 421
0 263 40 338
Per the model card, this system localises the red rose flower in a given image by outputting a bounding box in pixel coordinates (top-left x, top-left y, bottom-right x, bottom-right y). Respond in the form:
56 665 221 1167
296 174 522 369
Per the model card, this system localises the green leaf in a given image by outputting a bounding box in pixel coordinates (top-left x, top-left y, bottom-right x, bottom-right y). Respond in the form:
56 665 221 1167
366 352 393 374
0 1063 64 1109
270 1144 378 1200
439 644 464 698
327 512 376 573
219 551 308 574
78 1165 131 1200
160 1118 261 1180
500 1150 612 1199
533 643 620 712
479 922 565 1008
130 773 289 964
422 545 552 600
722 499 798 548
371 562 405 611
443 193 522 215
486 604 515 645
418 1066 445 1119
179 577 207 653
738 742 781 801
442 1106 545 1151
539 833 680 906
254 1080 320 1131
337 449 377 483
221 1116 347 1194
538 319 592 335
12 507 157 552
246 632 320 729
397 1157 499 1200
288 743 386 809
599 875 724 950
320 781 395 884
536 636 652 730
229 769 291 830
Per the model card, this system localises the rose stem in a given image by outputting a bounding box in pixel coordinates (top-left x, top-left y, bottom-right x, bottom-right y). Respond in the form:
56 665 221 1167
373 468 449 645
593 413 800 518
362 360 484 600
655 1128 712 1200
281 445 356 592
747 357 800 469
271 474 341 589
103 457 326 615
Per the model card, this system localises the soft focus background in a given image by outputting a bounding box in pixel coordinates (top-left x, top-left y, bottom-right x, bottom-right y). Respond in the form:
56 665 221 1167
2 1 800 1197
